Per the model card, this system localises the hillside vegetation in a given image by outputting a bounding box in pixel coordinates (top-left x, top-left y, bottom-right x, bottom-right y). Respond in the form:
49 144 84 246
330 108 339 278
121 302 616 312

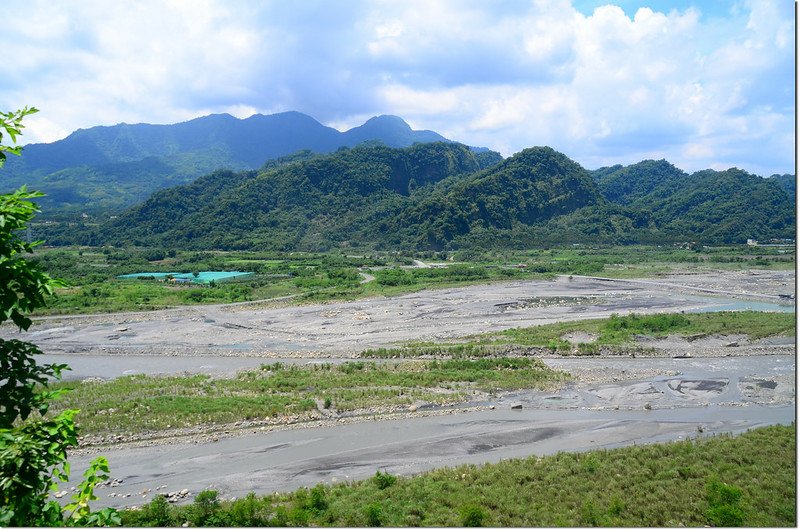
2 112 466 218
39 142 794 251
595 160 795 243
48 143 507 250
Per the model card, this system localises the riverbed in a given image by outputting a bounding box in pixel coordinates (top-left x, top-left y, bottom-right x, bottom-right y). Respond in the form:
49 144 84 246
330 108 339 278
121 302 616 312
55 353 795 509
8 272 794 359
21 269 794 508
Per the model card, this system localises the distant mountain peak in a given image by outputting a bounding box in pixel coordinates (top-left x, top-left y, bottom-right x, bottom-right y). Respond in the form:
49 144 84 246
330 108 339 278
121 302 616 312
344 114 446 148
362 114 410 126
4 110 491 217
349 115 414 133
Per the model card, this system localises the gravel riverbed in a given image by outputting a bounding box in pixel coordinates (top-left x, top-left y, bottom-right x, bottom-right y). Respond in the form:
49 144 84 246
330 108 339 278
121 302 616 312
18 269 794 509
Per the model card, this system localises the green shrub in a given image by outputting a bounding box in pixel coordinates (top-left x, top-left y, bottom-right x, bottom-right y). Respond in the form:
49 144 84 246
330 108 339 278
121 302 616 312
364 502 384 527
227 492 272 526
706 478 745 527
581 454 600 473
190 489 221 526
581 499 601 526
309 484 328 513
375 268 416 286
138 495 173 527
461 504 486 527
374 470 397 490
607 495 625 517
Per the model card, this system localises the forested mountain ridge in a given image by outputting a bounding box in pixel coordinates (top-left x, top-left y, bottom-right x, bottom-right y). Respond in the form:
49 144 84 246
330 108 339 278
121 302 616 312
595 159 687 203
99 142 504 250
372 146 603 249
1 112 472 218
596 160 796 244
36 143 795 250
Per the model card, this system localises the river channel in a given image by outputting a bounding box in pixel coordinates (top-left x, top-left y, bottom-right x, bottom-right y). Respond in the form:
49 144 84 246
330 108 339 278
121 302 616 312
29 271 794 508
63 354 794 508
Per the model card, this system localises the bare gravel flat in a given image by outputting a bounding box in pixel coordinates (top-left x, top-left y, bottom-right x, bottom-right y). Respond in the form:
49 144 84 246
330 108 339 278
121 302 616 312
5 270 794 359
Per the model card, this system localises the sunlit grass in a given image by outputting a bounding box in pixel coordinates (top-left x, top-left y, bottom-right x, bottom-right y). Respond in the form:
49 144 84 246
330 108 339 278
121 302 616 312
51 359 566 436
362 311 796 358
120 424 796 527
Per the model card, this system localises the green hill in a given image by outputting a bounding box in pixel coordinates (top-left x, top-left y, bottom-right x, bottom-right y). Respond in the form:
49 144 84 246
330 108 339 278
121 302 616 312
36 145 795 250
596 160 796 243
99 142 503 250
372 146 603 249
2 112 481 219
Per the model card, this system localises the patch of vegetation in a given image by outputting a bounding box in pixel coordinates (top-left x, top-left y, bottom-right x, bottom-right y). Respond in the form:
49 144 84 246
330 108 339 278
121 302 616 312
362 311 796 358
119 424 796 527
27 245 795 315
49 359 566 437
0 109 119 526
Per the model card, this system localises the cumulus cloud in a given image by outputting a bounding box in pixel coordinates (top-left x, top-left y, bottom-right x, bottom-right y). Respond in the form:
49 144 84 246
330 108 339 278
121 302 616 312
0 0 793 176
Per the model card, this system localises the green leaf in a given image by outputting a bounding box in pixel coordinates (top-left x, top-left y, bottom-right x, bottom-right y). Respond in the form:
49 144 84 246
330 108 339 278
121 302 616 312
0 108 117 527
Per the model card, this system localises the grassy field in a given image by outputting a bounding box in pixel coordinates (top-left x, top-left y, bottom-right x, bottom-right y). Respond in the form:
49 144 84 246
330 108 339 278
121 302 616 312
28 244 794 315
31 249 541 313
362 310 797 358
118 424 796 527
50 359 566 436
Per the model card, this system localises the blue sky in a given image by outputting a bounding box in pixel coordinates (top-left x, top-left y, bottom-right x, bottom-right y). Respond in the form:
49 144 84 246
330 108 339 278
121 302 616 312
572 0 738 17
1 0 794 176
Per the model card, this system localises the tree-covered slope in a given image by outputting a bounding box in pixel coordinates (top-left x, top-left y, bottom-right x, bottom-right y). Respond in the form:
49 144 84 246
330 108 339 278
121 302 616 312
40 145 794 250
370 147 604 249
588 165 623 183
17 152 235 217
651 168 795 243
595 159 688 204
1 112 471 218
596 161 795 243
768 173 795 202
102 143 498 250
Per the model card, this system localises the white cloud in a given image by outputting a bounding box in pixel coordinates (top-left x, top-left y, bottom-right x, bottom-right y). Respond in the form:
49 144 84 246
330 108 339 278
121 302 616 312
683 142 714 159
0 0 793 175
2 0 266 138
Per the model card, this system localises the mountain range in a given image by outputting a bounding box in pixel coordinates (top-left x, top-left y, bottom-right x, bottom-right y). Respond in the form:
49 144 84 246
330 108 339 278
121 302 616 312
2 112 465 217
35 141 794 251
4 111 794 249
